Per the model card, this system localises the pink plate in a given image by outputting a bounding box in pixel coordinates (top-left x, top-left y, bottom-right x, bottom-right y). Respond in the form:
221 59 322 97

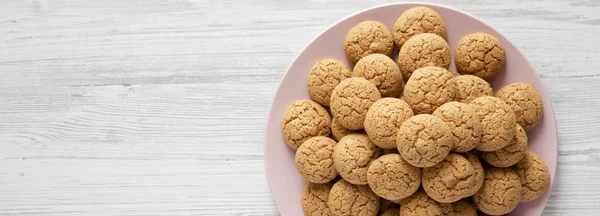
265 2 557 216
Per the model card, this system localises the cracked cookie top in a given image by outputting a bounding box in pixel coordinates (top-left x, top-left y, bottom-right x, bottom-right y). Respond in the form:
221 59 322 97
462 152 485 197
398 33 451 82
308 58 353 107
364 98 414 149
453 75 493 103
455 33 505 80
432 102 482 153
302 182 333 216
515 151 550 202
469 96 516 152
392 6 447 49
400 189 454 216
331 118 360 141
367 154 421 201
295 136 338 183
452 199 477 216
404 66 457 114
328 179 380 216
353 54 404 97
397 114 453 168
482 124 528 168
281 100 331 150
330 77 382 130
333 133 383 185
344 21 394 64
472 167 521 215
422 153 476 203
495 83 543 131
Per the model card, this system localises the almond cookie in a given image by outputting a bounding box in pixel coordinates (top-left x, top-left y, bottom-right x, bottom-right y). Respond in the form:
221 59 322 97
330 118 359 141
482 124 528 167
367 154 421 201
403 66 456 114
381 208 400 216
353 54 404 97
432 102 482 153
515 151 551 202
295 136 338 183
400 190 454 216
344 21 394 64
302 182 332 216
455 33 505 80
398 33 451 81
495 83 544 131
473 167 521 215
422 153 475 203
333 133 384 185
307 59 353 107
453 75 493 103
328 179 380 216
364 98 414 149
469 96 516 152
397 114 453 167
452 199 477 216
281 100 332 150
462 152 484 197
330 77 382 130
392 7 447 49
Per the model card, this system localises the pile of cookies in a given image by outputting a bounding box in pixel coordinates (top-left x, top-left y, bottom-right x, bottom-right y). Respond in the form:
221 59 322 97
281 6 551 216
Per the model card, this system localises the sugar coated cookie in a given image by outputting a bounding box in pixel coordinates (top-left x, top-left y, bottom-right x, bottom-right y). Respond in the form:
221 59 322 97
330 77 382 130
482 124 528 167
469 96 516 151
422 153 475 203
455 33 505 80
397 114 453 167
400 190 454 216
281 100 331 150
392 7 446 49
295 136 338 183
473 167 521 215
364 98 414 149
353 54 403 97
453 75 493 103
515 151 551 202
308 59 352 107
367 154 421 201
403 66 456 114
302 183 332 216
495 83 543 131
333 133 383 185
328 179 379 216
432 101 482 152
398 33 451 81
344 21 394 64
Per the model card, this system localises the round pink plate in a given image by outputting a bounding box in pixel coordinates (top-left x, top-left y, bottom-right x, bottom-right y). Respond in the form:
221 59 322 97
264 2 557 216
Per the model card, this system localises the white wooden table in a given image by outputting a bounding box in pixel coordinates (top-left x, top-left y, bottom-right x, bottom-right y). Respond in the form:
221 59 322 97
1 0 599 215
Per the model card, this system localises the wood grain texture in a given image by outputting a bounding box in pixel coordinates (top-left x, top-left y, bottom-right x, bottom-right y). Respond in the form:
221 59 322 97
0 0 599 215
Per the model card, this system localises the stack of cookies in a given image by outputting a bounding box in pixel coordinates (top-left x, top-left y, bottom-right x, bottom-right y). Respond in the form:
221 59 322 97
281 6 551 216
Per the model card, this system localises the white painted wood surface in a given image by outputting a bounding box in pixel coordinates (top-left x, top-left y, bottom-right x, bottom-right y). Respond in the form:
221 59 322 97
1 0 599 215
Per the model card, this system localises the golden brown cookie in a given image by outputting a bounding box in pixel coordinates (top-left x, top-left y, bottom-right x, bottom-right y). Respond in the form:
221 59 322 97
397 114 453 167
330 77 382 130
281 100 332 150
367 154 421 201
379 199 400 215
295 136 338 183
344 21 394 64
495 83 544 131
455 33 505 80
381 208 400 216
422 153 475 203
403 66 456 114
469 96 516 152
400 190 454 216
462 152 484 197
328 179 380 216
333 133 384 185
330 118 359 141
392 7 447 49
432 102 482 153
302 182 332 216
472 167 521 215
515 151 551 202
452 199 477 216
307 59 353 107
353 54 404 97
364 98 414 149
482 124 528 167
453 75 493 103
398 33 451 82
449 69 460 77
